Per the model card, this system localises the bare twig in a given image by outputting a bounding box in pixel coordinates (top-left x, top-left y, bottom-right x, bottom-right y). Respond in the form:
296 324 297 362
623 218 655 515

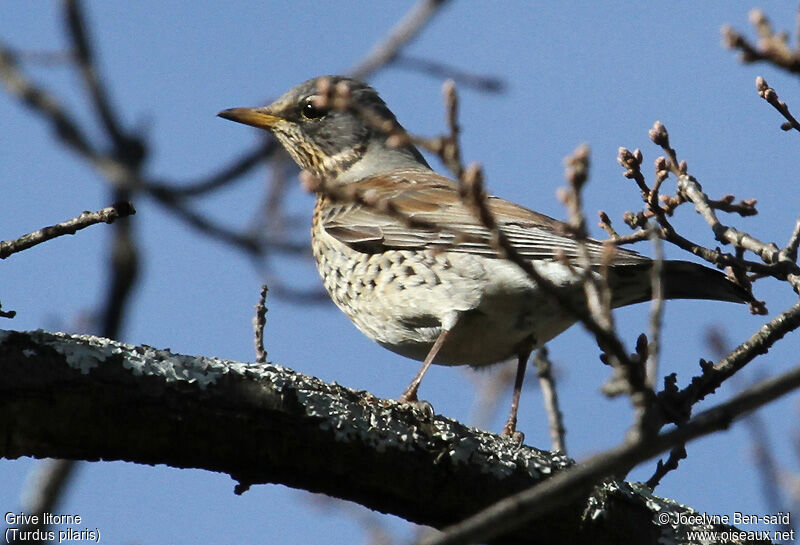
623 122 775 309
465 362 517 431
722 9 800 74
707 194 758 217
534 348 566 454
560 145 613 332
417 359 800 545
147 188 262 254
0 202 136 259
412 80 464 179
15 459 79 540
597 211 618 239
562 147 658 432
458 163 635 375
646 444 687 489
783 215 800 263
3 47 74 65
706 327 793 533
646 226 664 390
756 76 800 133
99 193 138 336
0 301 16 319
148 139 277 198
0 43 111 172
679 172 779 262
65 0 135 153
253 285 269 364
393 55 506 93
606 228 653 246
674 300 800 416
348 0 452 80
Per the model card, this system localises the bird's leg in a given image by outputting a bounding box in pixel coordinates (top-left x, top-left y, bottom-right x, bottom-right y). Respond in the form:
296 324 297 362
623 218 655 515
501 336 535 436
399 327 451 403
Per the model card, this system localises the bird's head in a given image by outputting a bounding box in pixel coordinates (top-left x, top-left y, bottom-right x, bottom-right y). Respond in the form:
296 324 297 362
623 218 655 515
219 76 428 182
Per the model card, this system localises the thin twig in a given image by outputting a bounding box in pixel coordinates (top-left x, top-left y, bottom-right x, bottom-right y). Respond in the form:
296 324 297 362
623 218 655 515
253 285 268 364
534 348 566 454
706 327 793 533
624 123 775 310
673 300 800 418
677 175 782 275
0 301 16 319
348 0 451 80
412 80 464 179
15 459 78 540
652 121 779 266
417 360 800 545
0 43 97 159
646 226 664 390
459 164 635 370
707 195 758 217
0 42 137 188
147 139 277 198
473 166 637 378
393 55 506 93
560 145 614 332
65 0 132 150
756 76 800 133
612 229 655 246
722 9 800 74
784 216 800 261
597 211 618 239
0 202 136 259
646 445 687 489
147 187 262 255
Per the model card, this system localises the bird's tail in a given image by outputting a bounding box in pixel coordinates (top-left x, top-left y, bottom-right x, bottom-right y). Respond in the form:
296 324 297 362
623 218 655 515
608 260 752 308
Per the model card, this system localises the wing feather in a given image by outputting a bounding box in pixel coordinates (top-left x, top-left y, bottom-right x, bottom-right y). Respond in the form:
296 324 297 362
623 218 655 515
319 169 648 266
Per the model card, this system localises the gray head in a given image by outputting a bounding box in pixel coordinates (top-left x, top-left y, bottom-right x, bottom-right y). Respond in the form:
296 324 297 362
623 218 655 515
219 76 429 181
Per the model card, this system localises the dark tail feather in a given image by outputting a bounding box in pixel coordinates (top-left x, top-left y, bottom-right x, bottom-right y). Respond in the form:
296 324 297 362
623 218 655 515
609 260 751 308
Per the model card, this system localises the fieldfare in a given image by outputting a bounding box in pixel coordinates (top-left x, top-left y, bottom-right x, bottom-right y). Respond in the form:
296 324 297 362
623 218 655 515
219 76 750 436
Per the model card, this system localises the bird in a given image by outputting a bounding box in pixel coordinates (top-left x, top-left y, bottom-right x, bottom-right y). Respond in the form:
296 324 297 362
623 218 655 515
218 76 751 437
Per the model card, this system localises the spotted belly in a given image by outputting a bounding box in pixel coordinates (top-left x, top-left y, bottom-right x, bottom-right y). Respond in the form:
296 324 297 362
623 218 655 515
311 222 577 366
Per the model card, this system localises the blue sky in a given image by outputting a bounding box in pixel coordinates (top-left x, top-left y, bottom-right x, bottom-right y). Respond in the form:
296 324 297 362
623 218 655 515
2 2 799 543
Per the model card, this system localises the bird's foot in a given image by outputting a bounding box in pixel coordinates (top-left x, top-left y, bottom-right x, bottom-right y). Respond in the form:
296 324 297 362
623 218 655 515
398 394 435 421
501 420 525 445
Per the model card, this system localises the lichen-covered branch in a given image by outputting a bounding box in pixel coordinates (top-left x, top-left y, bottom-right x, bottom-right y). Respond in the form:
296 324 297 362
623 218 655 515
0 329 767 545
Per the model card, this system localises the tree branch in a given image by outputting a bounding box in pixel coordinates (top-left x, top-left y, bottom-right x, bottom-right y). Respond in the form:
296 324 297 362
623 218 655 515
0 329 769 545
348 0 451 80
420 358 800 545
0 202 136 259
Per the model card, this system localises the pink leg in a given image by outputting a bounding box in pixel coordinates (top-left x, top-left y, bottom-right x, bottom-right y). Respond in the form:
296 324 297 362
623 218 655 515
399 327 450 402
502 337 534 436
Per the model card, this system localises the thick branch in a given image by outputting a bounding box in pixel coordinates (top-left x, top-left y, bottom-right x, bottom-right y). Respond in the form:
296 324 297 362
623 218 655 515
0 330 761 545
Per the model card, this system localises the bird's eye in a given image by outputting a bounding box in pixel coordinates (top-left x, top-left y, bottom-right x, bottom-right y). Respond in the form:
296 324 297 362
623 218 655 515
300 97 327 120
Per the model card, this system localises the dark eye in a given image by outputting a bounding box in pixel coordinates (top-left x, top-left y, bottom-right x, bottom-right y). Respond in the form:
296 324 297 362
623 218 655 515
300 97 327 120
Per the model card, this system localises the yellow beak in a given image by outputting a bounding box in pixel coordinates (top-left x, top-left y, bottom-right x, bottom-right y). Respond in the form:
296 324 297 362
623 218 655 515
217 107 282 130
